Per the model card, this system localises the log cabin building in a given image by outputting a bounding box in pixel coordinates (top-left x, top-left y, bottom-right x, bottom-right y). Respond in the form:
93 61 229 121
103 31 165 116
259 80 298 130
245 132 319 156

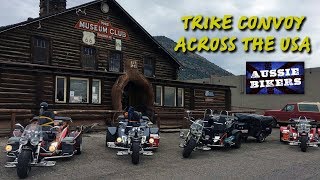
0 0 232 129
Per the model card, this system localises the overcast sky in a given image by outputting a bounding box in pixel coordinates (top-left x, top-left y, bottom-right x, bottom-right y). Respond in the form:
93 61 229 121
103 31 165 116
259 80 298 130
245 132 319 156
0 0 319 75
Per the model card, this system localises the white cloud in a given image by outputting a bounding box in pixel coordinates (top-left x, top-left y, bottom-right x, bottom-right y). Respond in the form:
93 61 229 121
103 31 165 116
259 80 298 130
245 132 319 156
0 0 319 75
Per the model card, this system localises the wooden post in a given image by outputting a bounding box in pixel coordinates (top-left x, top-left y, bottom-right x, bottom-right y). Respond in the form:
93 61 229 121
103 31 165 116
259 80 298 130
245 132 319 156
156 114 160 129
182 111 186 129
10 112 16 133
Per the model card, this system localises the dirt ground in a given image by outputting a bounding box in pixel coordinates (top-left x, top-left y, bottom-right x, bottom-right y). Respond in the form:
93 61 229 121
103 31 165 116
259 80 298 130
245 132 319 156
1 129 320 180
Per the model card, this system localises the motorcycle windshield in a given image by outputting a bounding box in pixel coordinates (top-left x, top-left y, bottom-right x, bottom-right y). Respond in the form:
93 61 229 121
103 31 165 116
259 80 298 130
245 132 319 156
22 124 43 140
297 121 311 132
191 120 203 130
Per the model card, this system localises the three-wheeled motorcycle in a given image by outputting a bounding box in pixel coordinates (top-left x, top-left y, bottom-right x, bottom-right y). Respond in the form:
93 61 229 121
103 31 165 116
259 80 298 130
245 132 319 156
180 109 242 158
234 113 273 143
280 116 320 152
4 102 83 178
106 107 160 164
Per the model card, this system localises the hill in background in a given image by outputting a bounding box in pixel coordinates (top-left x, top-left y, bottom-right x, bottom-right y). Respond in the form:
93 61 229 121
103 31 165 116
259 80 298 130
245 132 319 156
154 36 233 80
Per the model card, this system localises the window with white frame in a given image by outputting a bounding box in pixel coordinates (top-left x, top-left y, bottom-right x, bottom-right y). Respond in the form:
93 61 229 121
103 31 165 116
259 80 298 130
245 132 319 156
177 88 184 107
55 76 66 103
164 86 176 106
155 86 163 106
69 78 89 103
92 79 101 104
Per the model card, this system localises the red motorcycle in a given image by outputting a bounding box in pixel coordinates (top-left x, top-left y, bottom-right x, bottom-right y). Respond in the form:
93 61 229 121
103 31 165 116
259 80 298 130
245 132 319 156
280 116 320 152
5 102 83 179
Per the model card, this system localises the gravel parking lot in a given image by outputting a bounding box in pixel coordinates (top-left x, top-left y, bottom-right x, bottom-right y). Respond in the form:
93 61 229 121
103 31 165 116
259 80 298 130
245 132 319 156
1 129 320 180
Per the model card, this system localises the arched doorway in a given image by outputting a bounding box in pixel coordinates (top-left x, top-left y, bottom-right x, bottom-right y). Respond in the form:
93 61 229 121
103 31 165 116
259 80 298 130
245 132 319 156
111 72 154 117
122 81 149 112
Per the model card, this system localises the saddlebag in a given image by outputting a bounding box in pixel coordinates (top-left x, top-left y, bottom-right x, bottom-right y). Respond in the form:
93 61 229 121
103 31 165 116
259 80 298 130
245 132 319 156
61 137 75 155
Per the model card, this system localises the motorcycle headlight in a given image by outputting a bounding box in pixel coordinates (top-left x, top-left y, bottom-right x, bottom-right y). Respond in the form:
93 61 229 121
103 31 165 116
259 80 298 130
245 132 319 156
49 145 56 152
116 137 122 143
149 138 154 144
5 145 12 152
19 137 28 145
30 138 40 146
49 142 58 152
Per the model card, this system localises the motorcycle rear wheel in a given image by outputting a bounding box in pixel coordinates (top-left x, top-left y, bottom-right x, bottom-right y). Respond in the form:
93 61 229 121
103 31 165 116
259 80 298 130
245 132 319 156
17 150 32 179
233 133 242 149
182 138 197 158
257 132 266 143
75 135 82 155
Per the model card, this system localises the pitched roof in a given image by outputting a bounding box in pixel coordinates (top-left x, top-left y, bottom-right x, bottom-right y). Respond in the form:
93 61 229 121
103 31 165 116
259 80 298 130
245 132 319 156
0 0 182 67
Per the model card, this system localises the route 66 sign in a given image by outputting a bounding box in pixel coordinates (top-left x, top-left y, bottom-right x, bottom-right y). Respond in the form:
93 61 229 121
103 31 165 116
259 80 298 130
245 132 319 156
82 31 95 45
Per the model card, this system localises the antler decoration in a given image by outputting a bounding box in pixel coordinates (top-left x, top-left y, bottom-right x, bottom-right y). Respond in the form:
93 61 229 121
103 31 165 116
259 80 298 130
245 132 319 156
76 8 87 16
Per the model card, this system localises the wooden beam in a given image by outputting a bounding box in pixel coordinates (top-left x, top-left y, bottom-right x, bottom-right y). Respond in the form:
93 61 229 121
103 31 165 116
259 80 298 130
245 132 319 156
0 109 31 113
10 112 16 133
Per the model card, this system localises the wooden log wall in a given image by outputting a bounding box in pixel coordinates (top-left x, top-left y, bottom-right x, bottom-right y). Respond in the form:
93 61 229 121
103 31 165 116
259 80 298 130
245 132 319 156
152 78 231 128
0 1 178 80
0 0 232 131
194 89 227 111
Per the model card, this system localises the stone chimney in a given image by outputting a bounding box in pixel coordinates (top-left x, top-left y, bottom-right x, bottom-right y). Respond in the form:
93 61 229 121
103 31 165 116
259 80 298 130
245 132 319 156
39 0 67 17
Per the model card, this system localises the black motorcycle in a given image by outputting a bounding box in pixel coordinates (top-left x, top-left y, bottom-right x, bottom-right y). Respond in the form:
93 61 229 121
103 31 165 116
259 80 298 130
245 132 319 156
106 108 160 164
234 113 273 143
5 123 56 178
180 109 242 158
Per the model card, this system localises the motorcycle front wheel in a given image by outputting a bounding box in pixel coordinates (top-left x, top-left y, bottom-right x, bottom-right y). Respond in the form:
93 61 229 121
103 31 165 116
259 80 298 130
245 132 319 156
182 138 197 158
131 141 140 164
17 150 32 179
300 135 308 152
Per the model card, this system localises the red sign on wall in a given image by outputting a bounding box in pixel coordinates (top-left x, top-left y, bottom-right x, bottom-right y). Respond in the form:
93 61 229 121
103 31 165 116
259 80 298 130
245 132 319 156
75 19 129 40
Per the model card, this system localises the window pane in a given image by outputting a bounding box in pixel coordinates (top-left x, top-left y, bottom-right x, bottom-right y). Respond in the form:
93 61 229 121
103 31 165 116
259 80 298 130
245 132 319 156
56 77 65 102
69 79 88 103
144 58 154 76
92 80 101 104
164 87 176 106
299 104 319 112
109 52 121 72
155 86 162 106
177 88 184 107
82 47 96 68
286 105 294 112
33 37 49 64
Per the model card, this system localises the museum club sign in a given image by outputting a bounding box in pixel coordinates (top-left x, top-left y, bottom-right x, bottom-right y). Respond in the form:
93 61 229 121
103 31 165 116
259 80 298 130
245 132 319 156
74 19 129 40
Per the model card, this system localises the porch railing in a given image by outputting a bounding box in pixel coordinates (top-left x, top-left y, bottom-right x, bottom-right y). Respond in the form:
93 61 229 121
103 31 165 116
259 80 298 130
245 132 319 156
0 109 32 135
